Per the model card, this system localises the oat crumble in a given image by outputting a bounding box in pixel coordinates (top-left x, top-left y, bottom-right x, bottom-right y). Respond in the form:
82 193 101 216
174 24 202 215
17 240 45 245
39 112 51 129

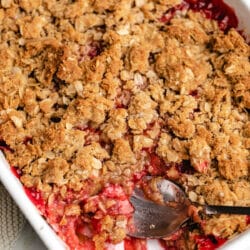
0 0 249 249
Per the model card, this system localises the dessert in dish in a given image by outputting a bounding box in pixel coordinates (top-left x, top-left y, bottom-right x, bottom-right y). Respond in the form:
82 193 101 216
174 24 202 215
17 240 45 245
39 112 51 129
0 0 249 249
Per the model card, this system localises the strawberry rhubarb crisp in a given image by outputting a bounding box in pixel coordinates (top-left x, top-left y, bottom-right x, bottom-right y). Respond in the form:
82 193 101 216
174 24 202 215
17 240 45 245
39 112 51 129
0 0 250 249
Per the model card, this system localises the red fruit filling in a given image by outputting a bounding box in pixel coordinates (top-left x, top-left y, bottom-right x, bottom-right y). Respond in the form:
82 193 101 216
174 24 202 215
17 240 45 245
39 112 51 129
11 166 22 179
0 140 13 152
195 235 226 250
184 0 238 31
160 0 238 32
246 216 250 225
24 187 46 214
124 238 147 250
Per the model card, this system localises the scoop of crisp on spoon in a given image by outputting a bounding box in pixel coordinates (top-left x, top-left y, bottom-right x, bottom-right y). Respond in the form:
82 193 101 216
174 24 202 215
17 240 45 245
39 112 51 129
127 177 250 239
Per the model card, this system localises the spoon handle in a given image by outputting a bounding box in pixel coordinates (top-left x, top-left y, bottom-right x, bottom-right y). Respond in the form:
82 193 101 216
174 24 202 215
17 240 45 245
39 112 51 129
205 205 250 215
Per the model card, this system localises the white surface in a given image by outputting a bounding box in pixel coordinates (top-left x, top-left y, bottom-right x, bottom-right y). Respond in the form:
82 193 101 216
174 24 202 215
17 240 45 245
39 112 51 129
13 222 47 250
0 1 249 250
219 229 250 250
225 0 250 42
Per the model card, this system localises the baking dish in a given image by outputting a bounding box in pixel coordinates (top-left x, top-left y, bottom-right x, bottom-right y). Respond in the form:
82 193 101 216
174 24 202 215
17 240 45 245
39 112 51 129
0 0 249 249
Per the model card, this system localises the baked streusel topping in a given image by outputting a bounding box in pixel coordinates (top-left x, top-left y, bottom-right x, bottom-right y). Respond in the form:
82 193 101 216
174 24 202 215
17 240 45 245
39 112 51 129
0 0 249 249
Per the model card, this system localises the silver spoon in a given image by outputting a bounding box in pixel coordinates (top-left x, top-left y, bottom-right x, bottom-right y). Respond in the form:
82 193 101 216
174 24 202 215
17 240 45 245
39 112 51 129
127 178 250 238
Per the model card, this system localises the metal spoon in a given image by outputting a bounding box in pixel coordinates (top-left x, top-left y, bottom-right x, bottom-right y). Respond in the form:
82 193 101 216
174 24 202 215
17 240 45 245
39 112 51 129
127 178 250 238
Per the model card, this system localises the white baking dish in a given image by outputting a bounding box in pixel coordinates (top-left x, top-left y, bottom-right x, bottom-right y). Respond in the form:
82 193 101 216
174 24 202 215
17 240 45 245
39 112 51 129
0 1 249 249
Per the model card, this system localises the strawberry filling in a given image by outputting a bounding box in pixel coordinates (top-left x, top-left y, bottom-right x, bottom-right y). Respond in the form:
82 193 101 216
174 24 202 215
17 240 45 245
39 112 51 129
195 235 226 250
160 0 238 31
124 238 147 250
246 216 250 225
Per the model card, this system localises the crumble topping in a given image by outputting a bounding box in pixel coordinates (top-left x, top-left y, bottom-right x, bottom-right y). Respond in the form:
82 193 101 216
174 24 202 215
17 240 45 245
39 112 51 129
0 0 249 249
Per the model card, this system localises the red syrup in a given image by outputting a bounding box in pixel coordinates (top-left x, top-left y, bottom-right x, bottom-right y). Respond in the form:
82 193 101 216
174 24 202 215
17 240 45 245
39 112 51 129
10 166 22 178
189 89 199 98
124 237 147 250
87 41 103 59
246 215 250 225
142 148 166 176
0 140 13 153
160 0 238 32
97 184 134 216
133 170 147 182
23 136 32 145
148 152 165 175
195 235 226 250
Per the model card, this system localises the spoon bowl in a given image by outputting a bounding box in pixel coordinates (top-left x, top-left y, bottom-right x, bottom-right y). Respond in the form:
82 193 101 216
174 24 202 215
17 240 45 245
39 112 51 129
128 180 190 238
127 178 250 238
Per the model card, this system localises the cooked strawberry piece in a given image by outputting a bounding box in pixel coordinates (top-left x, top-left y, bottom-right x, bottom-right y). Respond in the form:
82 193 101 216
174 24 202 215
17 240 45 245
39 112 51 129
144 150 165 175
108 199 134 216
196 161 209 173
124 238 147 250
101 185 127 199
92 218 102 233
99 185 134 215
